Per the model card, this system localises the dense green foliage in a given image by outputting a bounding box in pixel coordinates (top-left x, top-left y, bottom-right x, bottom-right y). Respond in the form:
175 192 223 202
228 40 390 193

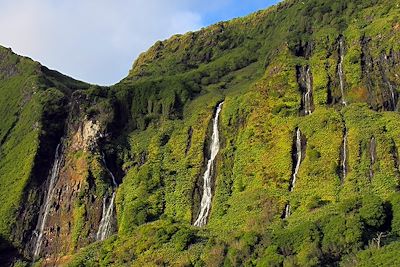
1 0 400 266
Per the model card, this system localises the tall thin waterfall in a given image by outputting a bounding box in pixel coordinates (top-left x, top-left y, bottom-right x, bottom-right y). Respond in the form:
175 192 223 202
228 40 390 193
33 144 63 259
304 67 313 115
369 136 376 179
284 128 302 219
341 127 348 181
338 37 347 106
96 154 117 241
387 80 396 110
284 204 291 219
194 102 223 227
290 128 302 192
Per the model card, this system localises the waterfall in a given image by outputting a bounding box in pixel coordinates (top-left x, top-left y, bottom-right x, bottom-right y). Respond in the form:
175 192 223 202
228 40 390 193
387 80 397 110
101 153 117 187
194 102 224 227
341 127 348 181
290 128 302 192
284 204 291 219
338 37 347 106
97 192 116 241
283 128 302 219
33 144 63 259
96 154 117 241
369 136 376 179
304 67 313 115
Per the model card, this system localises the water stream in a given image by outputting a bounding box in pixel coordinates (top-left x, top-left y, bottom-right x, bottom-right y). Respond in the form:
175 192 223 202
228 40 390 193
33 144 63 259
387 80 396 110
194 102 223 227
284 204 291 219
290 128 302 192
283 128 302 219
338 37 347 106
304 67 313 115
96 154 117 241
341 126 348 181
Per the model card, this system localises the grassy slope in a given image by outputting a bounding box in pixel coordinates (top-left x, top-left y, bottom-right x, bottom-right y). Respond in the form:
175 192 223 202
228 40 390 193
0 47 43 238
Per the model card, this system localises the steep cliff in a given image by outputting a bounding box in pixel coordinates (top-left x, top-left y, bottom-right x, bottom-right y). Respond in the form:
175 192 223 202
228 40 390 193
1 0 400 266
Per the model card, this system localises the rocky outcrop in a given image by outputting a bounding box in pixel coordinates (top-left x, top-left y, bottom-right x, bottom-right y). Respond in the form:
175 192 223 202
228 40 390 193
296 65 314 115
361 36 399 111
12 89 119 263
70 118 103 152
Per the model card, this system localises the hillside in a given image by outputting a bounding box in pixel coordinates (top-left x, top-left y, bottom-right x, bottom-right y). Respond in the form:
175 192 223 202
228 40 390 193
1 0 400 266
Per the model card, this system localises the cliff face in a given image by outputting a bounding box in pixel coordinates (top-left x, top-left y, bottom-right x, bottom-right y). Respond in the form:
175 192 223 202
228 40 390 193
1 0 400 266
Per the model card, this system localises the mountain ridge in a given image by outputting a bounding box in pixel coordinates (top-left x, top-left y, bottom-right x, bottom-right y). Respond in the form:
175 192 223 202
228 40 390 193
1 0 400 266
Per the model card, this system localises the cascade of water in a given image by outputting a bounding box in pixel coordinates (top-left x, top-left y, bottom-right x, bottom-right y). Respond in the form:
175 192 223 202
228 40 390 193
342 127 348 181
33 144 63 259
304 67 313 115
338 37 347 106
387 80 397 110
96 191 116 241
102 153 117 187
284 204 291 219
283 129 303 219
290 128 302 192
194 102 223 227
96 154 118 241
369 136 376 179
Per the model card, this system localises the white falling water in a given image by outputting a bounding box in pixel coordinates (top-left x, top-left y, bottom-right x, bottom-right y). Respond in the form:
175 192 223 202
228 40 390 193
284 204 291 219
33 144 62 259
338 38 347 106
387 81 396 110
96 154 117 241
290 128 302 192
194 102 224 227
304 67 313 115
342 127 348 180
97 192 116 241
284 128 302 219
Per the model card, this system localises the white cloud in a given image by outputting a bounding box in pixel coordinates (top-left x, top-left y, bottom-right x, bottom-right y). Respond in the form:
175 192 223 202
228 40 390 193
0 0 204 85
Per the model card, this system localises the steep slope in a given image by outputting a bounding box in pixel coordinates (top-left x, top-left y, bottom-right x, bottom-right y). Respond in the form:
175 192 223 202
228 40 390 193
1 0 400 266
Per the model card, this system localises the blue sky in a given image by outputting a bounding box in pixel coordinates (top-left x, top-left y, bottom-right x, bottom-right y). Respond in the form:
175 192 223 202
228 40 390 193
0 0 279 85
203 0 280 25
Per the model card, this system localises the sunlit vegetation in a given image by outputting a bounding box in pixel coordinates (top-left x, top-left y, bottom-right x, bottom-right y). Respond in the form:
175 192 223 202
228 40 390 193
1 0 400 266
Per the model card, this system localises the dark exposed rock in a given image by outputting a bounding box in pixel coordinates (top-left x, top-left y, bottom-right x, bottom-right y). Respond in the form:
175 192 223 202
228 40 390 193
296 65 314 115
185 127 193 155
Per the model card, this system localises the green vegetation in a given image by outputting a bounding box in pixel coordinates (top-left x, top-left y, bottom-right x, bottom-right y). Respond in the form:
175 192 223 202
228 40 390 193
1 0 400 266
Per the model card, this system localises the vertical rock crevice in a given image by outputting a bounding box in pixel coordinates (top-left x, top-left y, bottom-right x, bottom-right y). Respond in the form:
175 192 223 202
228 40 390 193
297 65 314 115
360 35 398 111
185 126 193 156
379 53 398 111
325 61 334 105
337 35 347 106
369 136 377 180
339 120 348 184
